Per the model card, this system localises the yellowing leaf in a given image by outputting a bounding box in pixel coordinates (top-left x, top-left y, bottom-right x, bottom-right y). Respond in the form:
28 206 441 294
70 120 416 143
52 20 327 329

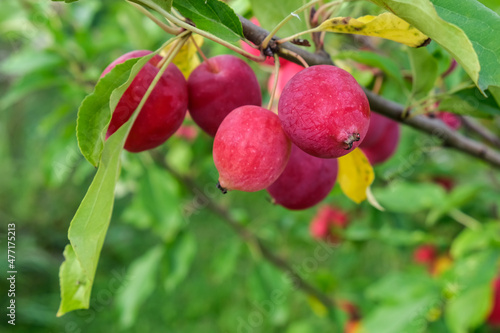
307 295 328 317
338 148 375 204
160 34 203 78
316 12 430 48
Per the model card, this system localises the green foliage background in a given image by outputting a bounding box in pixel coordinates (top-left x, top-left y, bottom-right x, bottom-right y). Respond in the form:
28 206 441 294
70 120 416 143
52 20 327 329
1 0 499 332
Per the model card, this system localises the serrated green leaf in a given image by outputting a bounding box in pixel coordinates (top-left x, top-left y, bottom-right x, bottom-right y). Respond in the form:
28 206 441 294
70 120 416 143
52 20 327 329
152 0 173 11
57 245 91 316
438 87 500 118
408 47 439 100
116 244 165 329
173 0 243 42
430 0 500 93
369 0 480 92
76 56 151 167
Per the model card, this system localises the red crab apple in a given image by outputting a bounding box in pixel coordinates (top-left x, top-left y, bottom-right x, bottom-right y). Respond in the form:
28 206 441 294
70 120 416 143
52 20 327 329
267 144 338 210
360 119 400 165
187 54 262 137
213 105 291 193
267 61 304 98
102 50 188 152
278 65 370 158
488 277 500 326
413 245 437 266
437 111 462 130
310 206 349 242
359 112 395 148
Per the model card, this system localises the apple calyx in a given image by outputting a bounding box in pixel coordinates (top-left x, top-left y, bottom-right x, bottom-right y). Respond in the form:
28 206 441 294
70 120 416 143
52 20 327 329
343 133 361 150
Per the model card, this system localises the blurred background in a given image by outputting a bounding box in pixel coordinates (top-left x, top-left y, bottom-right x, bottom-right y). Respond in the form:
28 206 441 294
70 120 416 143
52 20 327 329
1 0 500 332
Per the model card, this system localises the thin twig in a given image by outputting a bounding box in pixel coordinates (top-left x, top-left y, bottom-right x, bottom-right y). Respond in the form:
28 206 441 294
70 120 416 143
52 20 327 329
152 152 337 311
461 116 500 150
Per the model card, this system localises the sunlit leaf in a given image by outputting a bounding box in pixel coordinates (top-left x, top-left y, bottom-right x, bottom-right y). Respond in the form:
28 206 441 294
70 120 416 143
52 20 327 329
173 0 244 42
161 34 203 78
316 13 430 48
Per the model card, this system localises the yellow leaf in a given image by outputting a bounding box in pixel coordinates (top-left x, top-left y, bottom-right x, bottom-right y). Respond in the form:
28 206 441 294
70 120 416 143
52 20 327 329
160 34 204 78
316 12 430 48
307 295 328 317
338 149 374 204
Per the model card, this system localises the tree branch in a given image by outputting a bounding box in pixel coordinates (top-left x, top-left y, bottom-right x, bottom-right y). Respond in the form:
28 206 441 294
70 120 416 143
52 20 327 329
239 16 500 169
151 151 338 313
461 116 500 150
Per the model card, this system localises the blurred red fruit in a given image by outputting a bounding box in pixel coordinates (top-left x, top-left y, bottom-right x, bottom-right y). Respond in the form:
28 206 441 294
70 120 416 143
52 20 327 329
267 61 304 98
487 278 500 326
174 125 198 142
361 120 400 165
433 176 455 192
413 245 437 266
310 206 349 242
437 112 461 130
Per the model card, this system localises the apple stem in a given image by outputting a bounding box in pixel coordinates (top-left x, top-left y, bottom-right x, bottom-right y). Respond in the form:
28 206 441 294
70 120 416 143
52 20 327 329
280 49 309 68
267 53 281 111
261 0 323 50
155 30 191 69
127 1 183 35
134 0 266 63
190 35 216 72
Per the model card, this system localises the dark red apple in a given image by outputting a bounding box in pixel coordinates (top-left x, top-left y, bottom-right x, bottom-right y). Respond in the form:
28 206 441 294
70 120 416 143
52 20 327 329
361 120 400 165
102 50 188 152
187 55 262 137
267 144 338 210
488 277 500 326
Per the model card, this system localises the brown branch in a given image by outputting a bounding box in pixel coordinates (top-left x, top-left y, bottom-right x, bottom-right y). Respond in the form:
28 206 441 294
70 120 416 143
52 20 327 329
239 16 500 169
151 151 337 313
461 116 500 150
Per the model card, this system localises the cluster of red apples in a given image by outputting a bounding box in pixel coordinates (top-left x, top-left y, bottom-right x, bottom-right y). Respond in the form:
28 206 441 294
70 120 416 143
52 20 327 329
102 47 400 210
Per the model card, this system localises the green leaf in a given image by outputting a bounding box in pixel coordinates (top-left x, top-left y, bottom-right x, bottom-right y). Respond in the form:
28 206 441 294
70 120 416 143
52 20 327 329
152 0 173 12
163 232 197 292
116 244 165 329
249 0 307 38
76 56 151 167
446 285 492 333
333 50 405 87
369 0 480 92
373 181 446 213
430 0 500 93
57 55 159 316
438 87 500 118
364 272 439 333
408 47 439 100
57 245 91 316
451 223 500 259
445 251 499 333
426 184 483 225
172 0 244 42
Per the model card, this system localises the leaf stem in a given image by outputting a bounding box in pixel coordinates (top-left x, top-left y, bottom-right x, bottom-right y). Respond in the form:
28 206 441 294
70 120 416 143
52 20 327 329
127 1 183 35
267 54 281 111
261 0 323 50
134 0 266 62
